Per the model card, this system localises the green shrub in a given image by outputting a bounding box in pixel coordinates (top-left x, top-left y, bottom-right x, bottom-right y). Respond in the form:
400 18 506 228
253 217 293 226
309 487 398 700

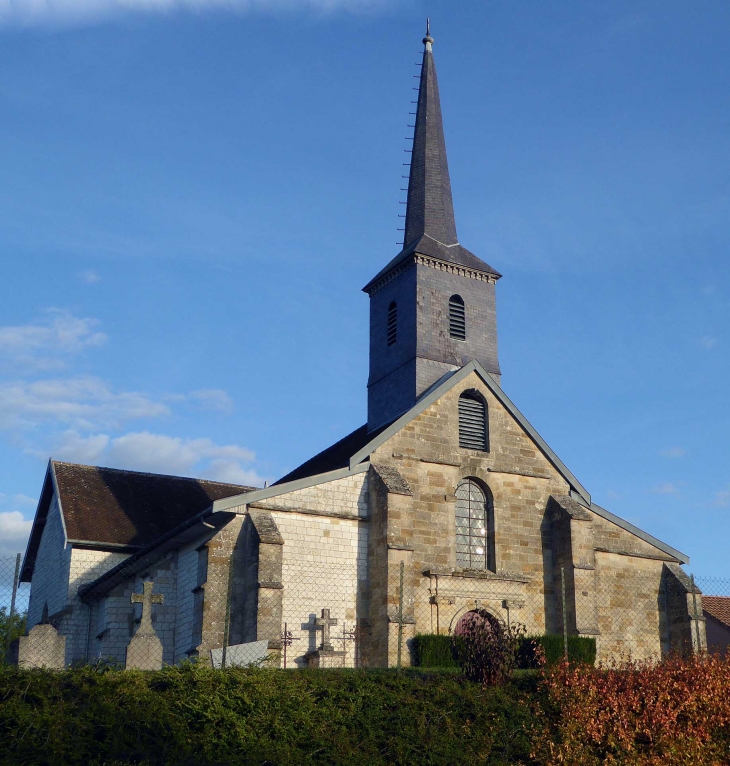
0 608 25 665
517 634 596 668
0 663 539 765
411 633 458 668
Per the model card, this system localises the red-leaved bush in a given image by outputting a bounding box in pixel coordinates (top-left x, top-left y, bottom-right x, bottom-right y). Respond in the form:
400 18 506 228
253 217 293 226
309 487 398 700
532 653 730 765
451 609 529 686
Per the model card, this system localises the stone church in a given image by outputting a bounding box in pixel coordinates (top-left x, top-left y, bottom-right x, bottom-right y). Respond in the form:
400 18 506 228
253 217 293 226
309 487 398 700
18 27 704 670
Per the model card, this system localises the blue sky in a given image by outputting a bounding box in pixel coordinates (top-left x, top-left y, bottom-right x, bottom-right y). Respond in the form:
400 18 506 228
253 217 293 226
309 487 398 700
0 0 728 577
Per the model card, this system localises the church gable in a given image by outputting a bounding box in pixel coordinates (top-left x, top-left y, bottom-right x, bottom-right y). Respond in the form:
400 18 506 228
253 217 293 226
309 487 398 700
370 368 564 484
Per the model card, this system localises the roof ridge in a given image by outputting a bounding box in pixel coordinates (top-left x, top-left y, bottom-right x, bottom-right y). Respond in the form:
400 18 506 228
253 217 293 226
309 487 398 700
51 460 257 489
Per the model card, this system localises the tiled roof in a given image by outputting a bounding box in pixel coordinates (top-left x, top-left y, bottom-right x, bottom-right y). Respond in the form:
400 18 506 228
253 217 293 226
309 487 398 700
21 461 257 581
703 596 730 627
52 461 256 547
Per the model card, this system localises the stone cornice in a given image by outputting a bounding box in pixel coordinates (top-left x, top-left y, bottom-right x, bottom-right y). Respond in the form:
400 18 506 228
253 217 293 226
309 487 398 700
414 253 499 283
594 546 679 563
365 253 497 296
248 501 367 523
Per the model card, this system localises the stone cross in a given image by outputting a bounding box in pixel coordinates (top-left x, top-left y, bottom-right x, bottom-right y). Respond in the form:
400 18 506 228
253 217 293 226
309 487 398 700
315 608 338 652
131 581 164 636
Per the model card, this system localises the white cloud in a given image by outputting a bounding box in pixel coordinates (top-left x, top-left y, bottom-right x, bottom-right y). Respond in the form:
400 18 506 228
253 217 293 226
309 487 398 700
50 429 263 486
77 270 101 284
189 388 234 414
651 482 679 495
0 0 390 27
660 447 685 459
0 376 169 431
700 336 718 350
0 511 33 557
0 310 106 372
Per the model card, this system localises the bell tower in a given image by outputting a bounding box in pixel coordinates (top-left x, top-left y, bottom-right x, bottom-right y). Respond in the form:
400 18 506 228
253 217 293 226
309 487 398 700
364 22 502 432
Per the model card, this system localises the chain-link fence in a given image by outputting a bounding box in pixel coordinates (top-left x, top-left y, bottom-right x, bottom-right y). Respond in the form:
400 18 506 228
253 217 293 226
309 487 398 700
4 550 730 671
1 554 29 662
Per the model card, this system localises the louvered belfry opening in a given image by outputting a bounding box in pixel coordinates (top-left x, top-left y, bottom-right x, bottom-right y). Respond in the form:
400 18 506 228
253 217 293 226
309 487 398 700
459 390 488 451
455 478 495 571
449 294 466 340
387 302 397 346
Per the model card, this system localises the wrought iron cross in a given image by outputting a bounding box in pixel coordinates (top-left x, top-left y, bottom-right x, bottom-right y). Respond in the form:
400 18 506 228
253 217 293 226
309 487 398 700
280 622 301 669
131 581 164 635
315 608 338 652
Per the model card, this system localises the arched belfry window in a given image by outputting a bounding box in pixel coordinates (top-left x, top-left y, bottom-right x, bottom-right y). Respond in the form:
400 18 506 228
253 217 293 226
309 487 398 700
387 301 397 346
459 390 488 451
455 479 495 571
449 294 466 340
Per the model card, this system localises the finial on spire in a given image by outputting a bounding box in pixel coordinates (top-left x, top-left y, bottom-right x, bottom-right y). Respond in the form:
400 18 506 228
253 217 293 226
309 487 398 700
423 18 434 49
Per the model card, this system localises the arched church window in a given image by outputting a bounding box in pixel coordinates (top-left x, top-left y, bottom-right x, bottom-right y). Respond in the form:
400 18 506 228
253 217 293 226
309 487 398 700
459 390 488 451
387 301 397 346
449 294 466 340
455 478 495 571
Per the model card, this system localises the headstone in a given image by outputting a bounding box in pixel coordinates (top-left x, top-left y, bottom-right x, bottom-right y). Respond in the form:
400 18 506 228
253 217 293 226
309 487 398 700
210 640 270 669
304 608 345 668
125 581 164 671
18 623 66 670
315 608 337 652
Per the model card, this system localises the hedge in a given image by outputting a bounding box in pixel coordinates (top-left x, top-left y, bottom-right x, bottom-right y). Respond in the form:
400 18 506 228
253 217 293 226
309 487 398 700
533 635 596 667
0 663 539 766
411 634 459 668
412 632 596 669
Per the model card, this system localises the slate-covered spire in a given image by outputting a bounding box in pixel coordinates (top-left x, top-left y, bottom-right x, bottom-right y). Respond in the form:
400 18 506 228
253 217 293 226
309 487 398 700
404 20 458 248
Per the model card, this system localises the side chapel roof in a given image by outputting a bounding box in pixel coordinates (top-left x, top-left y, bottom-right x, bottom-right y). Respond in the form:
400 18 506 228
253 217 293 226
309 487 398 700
20 461 257 581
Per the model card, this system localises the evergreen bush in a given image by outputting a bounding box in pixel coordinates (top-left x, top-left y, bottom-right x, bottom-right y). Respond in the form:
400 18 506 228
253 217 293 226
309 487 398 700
0 663 538 765
410 634 458 668
0 608 25 665
516 634 596 668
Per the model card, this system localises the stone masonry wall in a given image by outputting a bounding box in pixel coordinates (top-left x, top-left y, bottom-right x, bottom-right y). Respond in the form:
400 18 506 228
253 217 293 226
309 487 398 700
27 496 70 629
274 511 368 667
172 542 200 663
89 552 180 666
64 548 132 664
368 369 569 651
594 551 667 661
255 473 369 518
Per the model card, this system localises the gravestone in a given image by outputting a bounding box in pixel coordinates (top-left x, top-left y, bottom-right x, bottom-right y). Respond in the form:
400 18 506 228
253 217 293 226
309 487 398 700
17 623 66 669
210 639 270 669
304 608 345 668
125 581 164 671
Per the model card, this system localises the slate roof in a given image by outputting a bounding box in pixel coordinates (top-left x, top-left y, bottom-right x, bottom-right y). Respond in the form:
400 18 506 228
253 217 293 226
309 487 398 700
703 596 730 627
274 421 391 486
363 27 499 294
404 31 458 248
21 461 256 581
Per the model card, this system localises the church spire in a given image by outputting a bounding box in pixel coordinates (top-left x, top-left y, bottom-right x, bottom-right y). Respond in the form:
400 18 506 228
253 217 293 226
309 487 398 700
403 20 458 248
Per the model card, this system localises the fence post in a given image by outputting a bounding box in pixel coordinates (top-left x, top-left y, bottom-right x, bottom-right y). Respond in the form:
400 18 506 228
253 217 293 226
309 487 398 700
561 565 568 660
10 553 21 617
221 552 235 669
396 561 404 670
690 573 702 654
